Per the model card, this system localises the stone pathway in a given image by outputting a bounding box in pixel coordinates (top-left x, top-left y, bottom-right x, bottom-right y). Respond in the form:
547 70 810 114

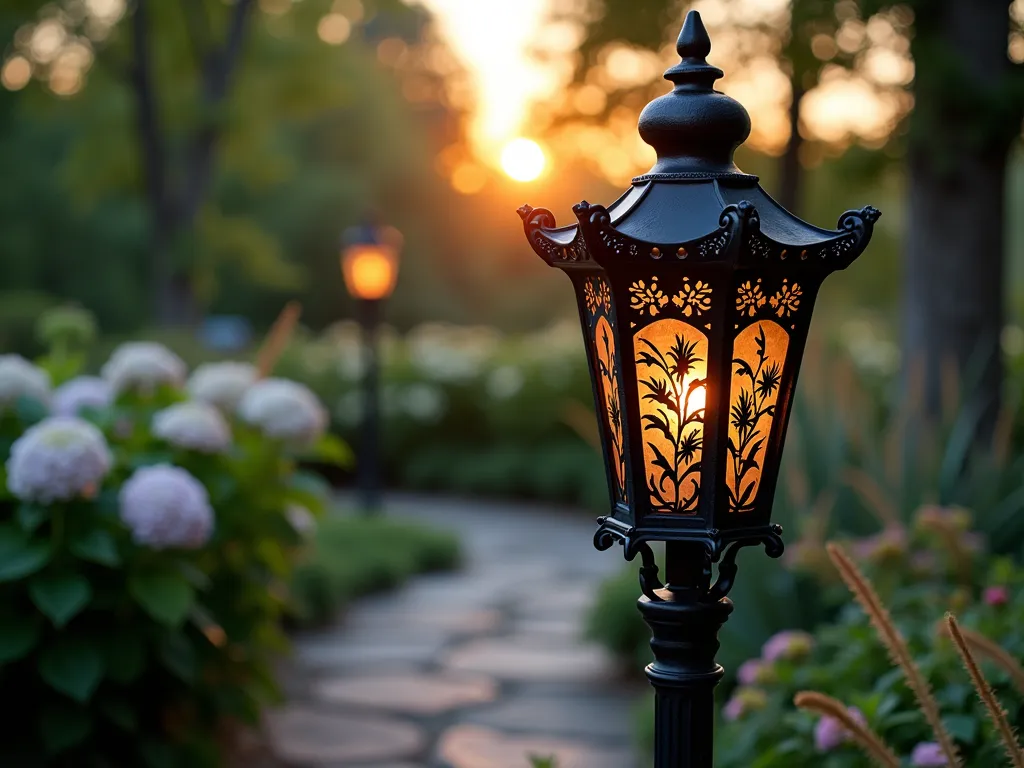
261 494 644 768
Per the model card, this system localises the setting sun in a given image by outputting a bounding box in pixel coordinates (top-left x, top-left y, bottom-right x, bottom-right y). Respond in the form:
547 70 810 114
500 138 546 182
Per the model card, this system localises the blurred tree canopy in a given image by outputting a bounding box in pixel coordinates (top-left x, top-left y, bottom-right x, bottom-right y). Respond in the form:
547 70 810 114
570 0 1023 433
0 0 469 337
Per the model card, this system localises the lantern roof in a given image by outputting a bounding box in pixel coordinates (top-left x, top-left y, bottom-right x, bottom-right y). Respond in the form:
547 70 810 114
519 11 879 271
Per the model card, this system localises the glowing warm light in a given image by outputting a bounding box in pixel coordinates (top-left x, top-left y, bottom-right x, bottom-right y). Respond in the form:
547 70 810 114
342 246 399 301
450 162 487 195
318 13 351 45
1 56 31 91
500 138 545 182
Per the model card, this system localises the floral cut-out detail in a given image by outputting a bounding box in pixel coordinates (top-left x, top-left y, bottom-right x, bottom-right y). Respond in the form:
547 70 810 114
736 280 767 317
770 280 802 317
584 281 600 315
630 279 669 316
672 279 712 317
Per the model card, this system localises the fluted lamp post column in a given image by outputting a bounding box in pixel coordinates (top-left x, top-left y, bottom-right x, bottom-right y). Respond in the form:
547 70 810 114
518 11 879 767
341 221 403 515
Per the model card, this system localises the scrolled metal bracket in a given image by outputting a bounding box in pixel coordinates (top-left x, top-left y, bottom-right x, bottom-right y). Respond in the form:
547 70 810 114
703 524 785 603
594 517 665 602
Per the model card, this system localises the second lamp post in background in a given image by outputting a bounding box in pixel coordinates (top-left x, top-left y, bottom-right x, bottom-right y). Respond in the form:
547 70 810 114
342 221 403 514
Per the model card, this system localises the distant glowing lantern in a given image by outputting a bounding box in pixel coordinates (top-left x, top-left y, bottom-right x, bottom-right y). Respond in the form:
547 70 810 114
341 224 403 302
518 11 879 766
341 221 403 514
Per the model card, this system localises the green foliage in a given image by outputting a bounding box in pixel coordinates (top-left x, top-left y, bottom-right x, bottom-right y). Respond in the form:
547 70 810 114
289 514 461 627
0 346 353 766
276 320 609 510
715 545 1024 767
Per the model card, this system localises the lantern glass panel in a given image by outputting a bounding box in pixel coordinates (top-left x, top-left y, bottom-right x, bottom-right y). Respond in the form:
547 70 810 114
635 317 708 515
726 317 789 514
577 275 629 510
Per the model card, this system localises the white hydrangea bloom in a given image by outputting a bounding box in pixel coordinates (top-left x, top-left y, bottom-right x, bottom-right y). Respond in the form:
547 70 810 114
102 341 187 396
187 362 257 412
7 416 112 503
237 378 327 445
285 503 317 538
0 355 51 410
152 402 231 453
52 376 112 416
403 383 446 422
486 365 525 400
119 464 214 549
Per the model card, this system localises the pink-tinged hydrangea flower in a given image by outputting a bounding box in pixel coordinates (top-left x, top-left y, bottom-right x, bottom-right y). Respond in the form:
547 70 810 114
237 378 327 446
187 362 256 412
814 707 866 752
152 402 231 453
102 341 186 396
762 630 814 662
737 659 774 686
984 585 1010 607
722 687 767 722
911 742 948 766
119 464 213 549
915 505 972 532
52 376 112 416
0 354 51 410
7 416 111 503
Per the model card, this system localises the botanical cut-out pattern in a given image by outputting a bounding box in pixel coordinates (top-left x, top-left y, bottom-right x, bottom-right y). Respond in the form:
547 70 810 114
595 316 626 502
727 320 789 513
769 279 802 317
635 320 708 514
736 279 767 316
629 279 669 316
671 278 712 317
584 281 600 314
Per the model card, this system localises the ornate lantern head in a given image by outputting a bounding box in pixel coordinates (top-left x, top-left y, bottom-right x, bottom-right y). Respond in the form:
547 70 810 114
342 223 404 302
519 11 879 600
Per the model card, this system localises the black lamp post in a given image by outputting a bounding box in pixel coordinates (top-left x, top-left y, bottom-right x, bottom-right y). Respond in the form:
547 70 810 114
519 12 879 767
341 221 403 514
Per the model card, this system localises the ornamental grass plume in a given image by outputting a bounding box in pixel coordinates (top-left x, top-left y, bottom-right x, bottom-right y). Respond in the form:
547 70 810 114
793 691 899 767
944 614 1024 768
946 624 1024 695
842 467 901 530
826 542 962 767
255 301 302 379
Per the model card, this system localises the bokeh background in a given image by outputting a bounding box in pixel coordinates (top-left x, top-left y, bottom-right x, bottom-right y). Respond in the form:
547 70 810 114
2 0 1024 766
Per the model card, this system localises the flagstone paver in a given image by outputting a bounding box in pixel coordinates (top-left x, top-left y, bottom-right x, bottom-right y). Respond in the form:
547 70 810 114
267 494 643 768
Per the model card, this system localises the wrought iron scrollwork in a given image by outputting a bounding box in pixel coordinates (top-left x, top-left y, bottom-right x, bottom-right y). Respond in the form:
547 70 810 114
703 524 784 603
594 516 665 601
518 204 591 264
593 517 784 604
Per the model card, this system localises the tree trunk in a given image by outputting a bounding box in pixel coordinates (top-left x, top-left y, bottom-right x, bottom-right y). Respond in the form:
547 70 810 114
901 0 1019 437
777 78 804 213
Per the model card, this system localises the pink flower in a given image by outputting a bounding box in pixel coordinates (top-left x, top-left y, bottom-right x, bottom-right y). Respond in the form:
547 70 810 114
911 742 948 766
737 659 774 686
762 630 814 662
984 585 1010 607
814 707 866 752
722 687 767 722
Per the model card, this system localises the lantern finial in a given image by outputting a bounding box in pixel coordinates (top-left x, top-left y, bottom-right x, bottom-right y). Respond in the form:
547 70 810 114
637 10 751 178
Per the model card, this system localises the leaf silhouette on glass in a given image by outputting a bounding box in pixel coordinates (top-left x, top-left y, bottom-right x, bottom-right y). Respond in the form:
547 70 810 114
727 321 789 513
594 313 627 502
635 321 708 515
